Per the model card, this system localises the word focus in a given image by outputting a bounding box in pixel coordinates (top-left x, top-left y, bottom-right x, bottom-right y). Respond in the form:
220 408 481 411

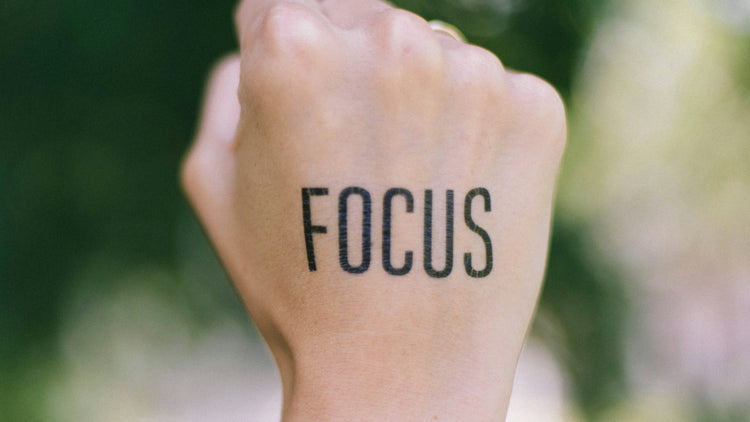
302 187 493 278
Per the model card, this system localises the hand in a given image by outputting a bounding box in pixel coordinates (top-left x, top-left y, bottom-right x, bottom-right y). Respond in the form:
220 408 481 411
182 0 566 420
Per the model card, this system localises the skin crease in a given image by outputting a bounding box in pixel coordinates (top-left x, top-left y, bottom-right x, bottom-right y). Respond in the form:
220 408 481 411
181 0 567 420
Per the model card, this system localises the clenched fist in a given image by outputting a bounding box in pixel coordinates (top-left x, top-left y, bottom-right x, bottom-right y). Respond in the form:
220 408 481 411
182 0 566 420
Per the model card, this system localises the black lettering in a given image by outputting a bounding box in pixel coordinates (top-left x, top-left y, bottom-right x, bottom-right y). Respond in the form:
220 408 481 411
464 188 493 278
423 190 454 278
338 187 372 274
382 188 414 275
302 188 328 271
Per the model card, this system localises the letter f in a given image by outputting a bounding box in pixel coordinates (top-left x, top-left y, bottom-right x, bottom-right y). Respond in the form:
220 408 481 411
302 188 328 271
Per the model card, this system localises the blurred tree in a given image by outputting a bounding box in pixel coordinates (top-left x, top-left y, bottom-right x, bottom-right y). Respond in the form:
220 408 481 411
539 217 629 419
1 0 239 419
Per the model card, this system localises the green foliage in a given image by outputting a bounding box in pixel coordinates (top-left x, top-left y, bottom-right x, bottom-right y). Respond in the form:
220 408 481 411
1 1 239 416
539 216 629 420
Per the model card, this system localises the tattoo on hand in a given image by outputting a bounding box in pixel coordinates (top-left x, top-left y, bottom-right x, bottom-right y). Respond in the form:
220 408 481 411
302 187 493 278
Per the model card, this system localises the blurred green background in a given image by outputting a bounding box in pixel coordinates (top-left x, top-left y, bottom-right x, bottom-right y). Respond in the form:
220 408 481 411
2 0 749 420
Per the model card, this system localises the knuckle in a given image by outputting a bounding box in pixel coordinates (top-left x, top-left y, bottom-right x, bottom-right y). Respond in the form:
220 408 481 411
241 3 340 103
511 73 567 150
376 9 430 37
371 9 443 70
463 46 504 78
257 2 333 55
518 75 565 122
452 45 505 94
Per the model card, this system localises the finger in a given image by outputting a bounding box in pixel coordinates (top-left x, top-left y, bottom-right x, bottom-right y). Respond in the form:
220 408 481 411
194 55 242 147
318 0 392 28
234 0 324 47
432 29 466 51
428 20 466 43
181 54 241 242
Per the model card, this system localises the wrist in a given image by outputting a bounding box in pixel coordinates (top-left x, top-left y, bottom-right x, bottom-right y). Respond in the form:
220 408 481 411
262 292 521 422
282 343 514 421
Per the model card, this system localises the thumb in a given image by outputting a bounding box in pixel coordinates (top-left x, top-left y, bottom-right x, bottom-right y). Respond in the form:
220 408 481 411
181 54 241 245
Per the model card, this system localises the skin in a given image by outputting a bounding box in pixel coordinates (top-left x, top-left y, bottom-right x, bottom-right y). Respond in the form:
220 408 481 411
182 0 567 420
